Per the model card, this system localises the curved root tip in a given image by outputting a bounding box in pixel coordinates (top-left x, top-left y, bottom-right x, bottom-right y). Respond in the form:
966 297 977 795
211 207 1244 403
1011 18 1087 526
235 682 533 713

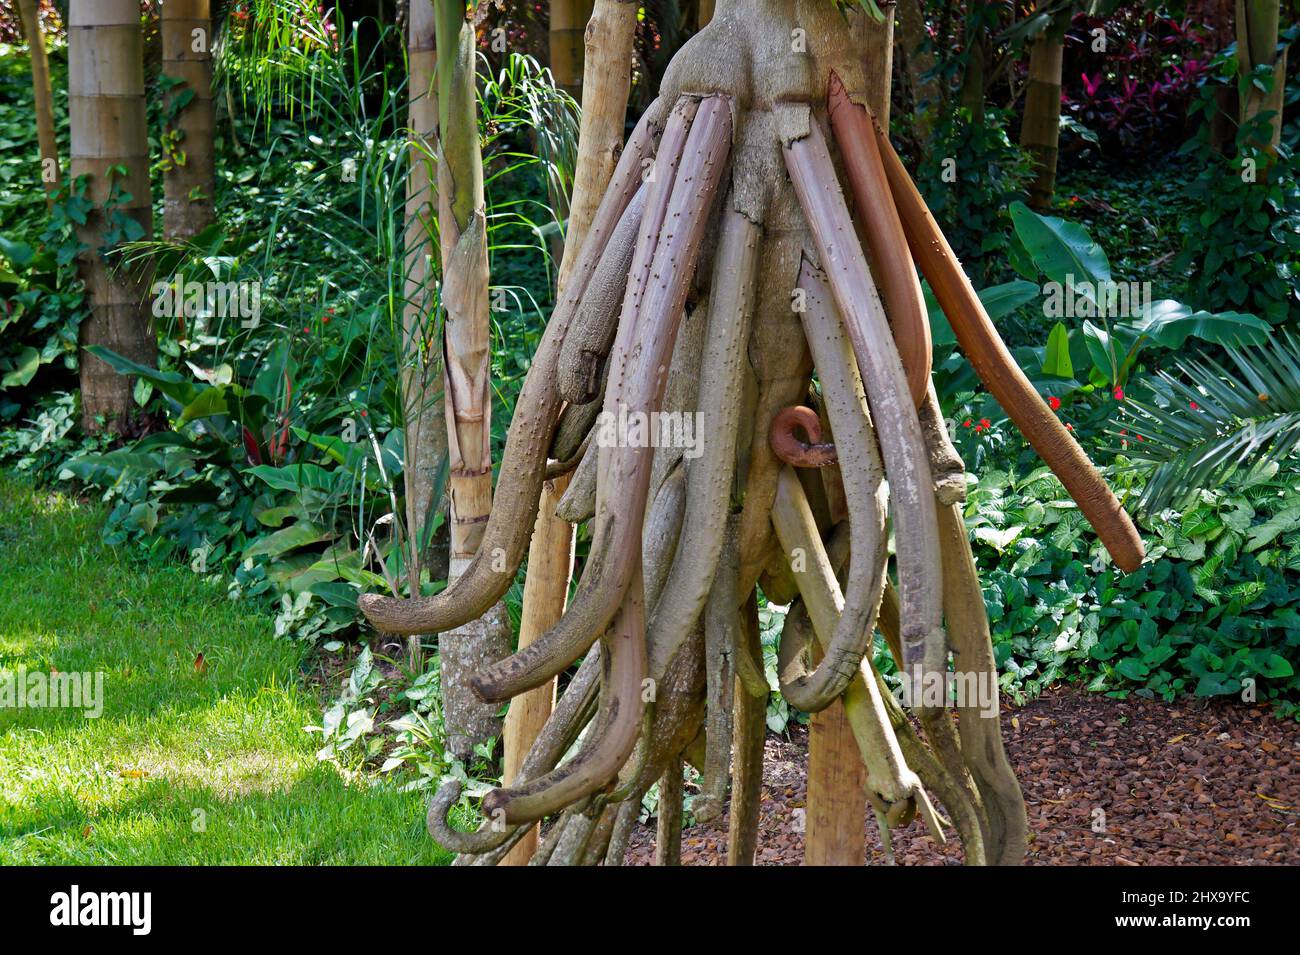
357 592 417 635
426 780 513 855
770 405 837 468
935 474 968 506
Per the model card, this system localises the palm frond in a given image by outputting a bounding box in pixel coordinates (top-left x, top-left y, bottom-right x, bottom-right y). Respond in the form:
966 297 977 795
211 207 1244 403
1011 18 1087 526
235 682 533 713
1111 330 1300 515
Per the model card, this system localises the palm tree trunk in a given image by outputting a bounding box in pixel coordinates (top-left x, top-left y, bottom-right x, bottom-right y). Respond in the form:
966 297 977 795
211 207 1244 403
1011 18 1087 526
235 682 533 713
549 0 595 99
958 18 987 122
402 0 448 669
1020 9 1069 210
895 0 938 135
435 0 509 759
70 0 155 433
161 0 215 242
1236 0 1288 156
501 0 639 865
16 0 60 205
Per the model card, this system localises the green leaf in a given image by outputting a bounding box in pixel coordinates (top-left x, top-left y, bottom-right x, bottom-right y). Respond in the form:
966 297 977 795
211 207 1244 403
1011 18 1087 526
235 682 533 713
1114 657 1149 681
978 279 1041 320
243 522 332 560
1009 201 1112 288
1131 300 1270 350
247 463 340 494
85 345 200 406
1081 321 1114 384
1041 322 1073 378
1 347 41 388
178 386 229 424
0 236 35 268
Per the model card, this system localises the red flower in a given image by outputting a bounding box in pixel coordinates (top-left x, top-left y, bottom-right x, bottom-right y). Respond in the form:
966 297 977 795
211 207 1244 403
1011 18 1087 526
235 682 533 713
963 419 972 428
1048 395 1061 411
1189 400 1199 410
979 418 991 429
1066 423 1074 431
1113 387 1125 402
360 410 368 417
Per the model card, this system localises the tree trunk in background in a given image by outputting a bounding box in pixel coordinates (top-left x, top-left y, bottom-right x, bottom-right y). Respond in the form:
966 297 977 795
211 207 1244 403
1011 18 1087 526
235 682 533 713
161 0 215 242
697 0 715 29
1236 0 1288 156
958 19 987 122
1190 0 1236 152
563 0 637 262
70 0 156 434
435 0 509 759
1020 10 1068 210
549 0 594 98
501 0 638 866
895 0 938 137
17 0 60 205
402 0 448 669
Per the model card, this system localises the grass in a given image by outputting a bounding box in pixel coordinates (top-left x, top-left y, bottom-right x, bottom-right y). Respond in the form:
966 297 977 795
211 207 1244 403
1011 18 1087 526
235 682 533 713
0 473 451 864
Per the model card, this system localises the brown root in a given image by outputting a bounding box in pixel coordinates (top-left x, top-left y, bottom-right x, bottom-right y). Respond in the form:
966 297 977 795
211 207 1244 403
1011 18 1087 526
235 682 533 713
769 405 837 468
556 182 648 405
654 757 685 865
826 70 931 410
938 501 1028 864
726 592 765 865
469 95 731 702
646 202 759 680
873 119 1145 573
785 122 948 692
480 574 648 825
693 515 740 824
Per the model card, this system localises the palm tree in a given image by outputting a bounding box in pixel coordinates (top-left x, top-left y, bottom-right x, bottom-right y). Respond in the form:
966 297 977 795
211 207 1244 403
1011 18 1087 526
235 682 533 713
1019 2 1071 210
69 0 156 432
16 0 60 205
161 0 217 242
1117 333 1300 515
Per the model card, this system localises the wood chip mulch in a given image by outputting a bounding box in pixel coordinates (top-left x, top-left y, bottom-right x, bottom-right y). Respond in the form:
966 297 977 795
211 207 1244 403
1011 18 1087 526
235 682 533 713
623 687 1300 865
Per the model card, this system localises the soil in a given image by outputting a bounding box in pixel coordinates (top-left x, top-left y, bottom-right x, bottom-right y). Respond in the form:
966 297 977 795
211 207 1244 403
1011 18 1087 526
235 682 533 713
622 686 1300 865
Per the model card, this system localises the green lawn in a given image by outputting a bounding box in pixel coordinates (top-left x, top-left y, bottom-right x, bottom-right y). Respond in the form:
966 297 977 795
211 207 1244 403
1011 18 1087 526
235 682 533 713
0 474 450 864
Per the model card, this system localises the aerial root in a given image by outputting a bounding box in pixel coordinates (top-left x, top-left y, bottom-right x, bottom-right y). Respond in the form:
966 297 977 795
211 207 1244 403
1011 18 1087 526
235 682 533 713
826 70 931 409
480 573 648 825
920 384 967 505
557 184 650 404
443 646 603 861
646 201 758 680
655 756 685 866
873 118 1144 573
938 501 1028 864
769 405 838 468
770 470 923 820
785 124 948 693
726 593 766 865
693 515 741 824
358 106 662 635
467 93 731 703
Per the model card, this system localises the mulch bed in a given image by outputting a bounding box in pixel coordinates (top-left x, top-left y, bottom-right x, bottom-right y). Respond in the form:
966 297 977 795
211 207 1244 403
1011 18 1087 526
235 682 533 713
623 686 1300 865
